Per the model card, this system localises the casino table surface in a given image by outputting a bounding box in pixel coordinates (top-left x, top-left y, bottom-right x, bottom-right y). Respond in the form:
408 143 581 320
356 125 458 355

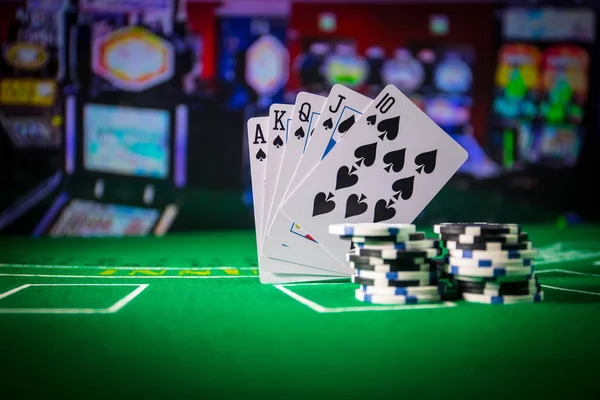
1 224 599 399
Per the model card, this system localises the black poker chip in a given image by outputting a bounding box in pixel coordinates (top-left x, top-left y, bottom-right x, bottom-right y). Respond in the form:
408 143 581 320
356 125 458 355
351 275 440 288
434 223 521 236
347 254 437 266
439 232 529 244
455 276 541 296
352 258 441 272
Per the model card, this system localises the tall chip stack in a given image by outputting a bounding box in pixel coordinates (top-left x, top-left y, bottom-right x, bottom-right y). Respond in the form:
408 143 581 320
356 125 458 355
330 223 446 305
435 223 544 304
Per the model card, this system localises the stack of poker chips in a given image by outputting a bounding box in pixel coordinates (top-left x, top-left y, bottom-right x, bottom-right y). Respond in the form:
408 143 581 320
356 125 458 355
330 223 445 305
435 222 543 304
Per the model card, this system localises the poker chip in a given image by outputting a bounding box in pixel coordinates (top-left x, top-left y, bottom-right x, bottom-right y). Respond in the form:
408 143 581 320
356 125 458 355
445 264 535 278
453 274 536 284
356 239 442 250
355 289 442 305
347 254 431 265
329 223 416 237
434 222 521 236
353 247 443 259
448 248 539 260
358 284 443 296
353 268 440 281
461 291 544 305
446 256 534 268
439 232 530 244
341 232 426 243
350 260 438 272
456 276 540 296
443 240 533 251
352 275 440 288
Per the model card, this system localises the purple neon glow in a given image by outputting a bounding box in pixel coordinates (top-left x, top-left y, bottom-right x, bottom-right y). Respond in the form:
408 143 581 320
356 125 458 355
33 192 69 237
175 104 188 188
65 96 76 174
0 172 62 232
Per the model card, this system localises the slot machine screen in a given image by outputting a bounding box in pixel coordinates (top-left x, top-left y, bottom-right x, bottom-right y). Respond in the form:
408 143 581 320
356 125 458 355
49 199 160 237
83 104 170 179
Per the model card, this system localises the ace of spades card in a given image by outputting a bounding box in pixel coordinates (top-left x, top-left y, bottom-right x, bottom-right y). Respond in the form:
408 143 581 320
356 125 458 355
281 84 468 266
246 116 347 283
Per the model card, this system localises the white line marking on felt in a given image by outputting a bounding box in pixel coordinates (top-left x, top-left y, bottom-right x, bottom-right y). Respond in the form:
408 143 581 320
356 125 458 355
541 285 600 296
273 285 328 313
535 269 600 278
274 285 456 314
0 264 257 271
0 273 258 279
0 283 149 314
107 284 149 312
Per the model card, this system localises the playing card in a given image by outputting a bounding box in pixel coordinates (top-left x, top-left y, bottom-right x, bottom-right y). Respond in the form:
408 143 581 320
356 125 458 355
281 84 468 265
247 116 343 280
283 85 372 207
261 93 349 275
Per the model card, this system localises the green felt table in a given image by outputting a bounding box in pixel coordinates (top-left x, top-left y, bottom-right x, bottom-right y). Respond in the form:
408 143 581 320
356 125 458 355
1 224 600 399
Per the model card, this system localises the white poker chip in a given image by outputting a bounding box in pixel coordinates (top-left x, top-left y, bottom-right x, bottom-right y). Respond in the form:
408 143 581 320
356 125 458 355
329 223 416 237
445 264 535 278
353 247 442 260
447 256 534 268
453 273 537 284
444 240 533 251
356 239 441 251
358 284 443 296
350 261 436 273
461 291 544 304
448 248 538 260
355 289 442 304
353 268 440 281
441 233 528 244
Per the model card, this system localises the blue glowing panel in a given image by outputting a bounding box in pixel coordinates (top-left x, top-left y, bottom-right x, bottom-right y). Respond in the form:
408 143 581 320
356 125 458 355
84 104 170 179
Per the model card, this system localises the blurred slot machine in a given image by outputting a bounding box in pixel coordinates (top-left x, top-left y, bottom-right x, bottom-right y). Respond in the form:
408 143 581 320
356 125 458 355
489 6 596 171
0 0 63 149
31 0 190 237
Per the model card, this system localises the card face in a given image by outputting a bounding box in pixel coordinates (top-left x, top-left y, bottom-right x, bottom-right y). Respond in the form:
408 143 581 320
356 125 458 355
262 104 294 238
261 93 349 275
284 85 373 205
248 115 341 277
282 84 469 265
266 92 325 238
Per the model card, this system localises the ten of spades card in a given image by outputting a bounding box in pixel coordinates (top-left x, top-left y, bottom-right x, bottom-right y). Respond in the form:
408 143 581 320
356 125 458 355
281 84 468 266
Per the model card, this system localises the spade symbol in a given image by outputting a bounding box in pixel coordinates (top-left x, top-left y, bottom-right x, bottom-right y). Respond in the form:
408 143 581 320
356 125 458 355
391 176 415 200
377 116 400 141
312 192 336 217
335 166 359 190
415 150 438 174
255 148 266 161
373 199 396 222
383 148 406 173
366 114 377 125
344 193 368 218
294 126 305 139
354 142 377 167
273 135 284 148
322 118 333 130
338 115 356 134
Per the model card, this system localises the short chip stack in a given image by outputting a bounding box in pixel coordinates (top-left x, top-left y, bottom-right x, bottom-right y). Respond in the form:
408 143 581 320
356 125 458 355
435 222 543 304
330 223 445 305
